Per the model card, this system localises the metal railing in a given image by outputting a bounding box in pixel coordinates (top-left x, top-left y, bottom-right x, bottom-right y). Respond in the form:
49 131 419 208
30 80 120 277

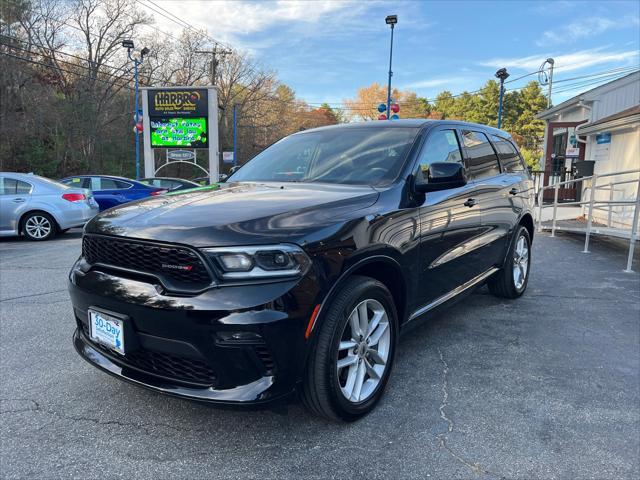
535 168 640 272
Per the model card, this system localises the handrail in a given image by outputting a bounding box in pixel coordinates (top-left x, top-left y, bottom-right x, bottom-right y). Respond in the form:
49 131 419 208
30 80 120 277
536 168 640 272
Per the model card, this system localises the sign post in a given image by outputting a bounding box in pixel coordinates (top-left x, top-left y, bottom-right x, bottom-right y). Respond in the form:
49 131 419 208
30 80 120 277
140 86 219 182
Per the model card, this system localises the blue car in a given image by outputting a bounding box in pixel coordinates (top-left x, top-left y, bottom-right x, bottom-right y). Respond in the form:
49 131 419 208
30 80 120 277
60 175 166 211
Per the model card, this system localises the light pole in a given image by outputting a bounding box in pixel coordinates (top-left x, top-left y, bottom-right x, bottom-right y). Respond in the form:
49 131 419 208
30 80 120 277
122 40 149 179
385 15 397 120
495 67 509 129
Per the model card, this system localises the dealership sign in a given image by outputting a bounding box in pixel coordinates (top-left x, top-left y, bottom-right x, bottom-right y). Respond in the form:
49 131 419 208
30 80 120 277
147 89 208 117
167 150 196 162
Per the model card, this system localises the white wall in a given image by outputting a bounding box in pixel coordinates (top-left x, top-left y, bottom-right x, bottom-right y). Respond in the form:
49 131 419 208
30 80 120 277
586 127 640 229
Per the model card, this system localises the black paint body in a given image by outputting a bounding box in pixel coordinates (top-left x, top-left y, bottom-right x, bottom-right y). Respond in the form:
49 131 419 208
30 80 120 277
68 120 535 405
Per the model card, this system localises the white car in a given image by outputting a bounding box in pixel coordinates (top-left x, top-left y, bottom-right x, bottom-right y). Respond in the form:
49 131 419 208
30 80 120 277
0 172 99 241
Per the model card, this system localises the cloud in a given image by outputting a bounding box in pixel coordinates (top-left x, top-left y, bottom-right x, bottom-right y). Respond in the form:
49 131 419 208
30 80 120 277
537 15 639 46
478 47 640 73
401 77 465 89
146 0 374 47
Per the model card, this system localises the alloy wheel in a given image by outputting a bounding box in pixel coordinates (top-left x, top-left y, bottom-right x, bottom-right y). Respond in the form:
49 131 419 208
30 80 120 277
336 298 391 403
512 234 529 290
25 215 52 239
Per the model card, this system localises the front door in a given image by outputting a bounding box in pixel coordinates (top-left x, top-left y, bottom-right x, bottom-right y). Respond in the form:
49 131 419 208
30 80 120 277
543 122 586 202
415 127 485 306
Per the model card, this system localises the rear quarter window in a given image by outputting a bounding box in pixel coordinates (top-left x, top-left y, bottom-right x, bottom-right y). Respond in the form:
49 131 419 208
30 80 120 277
490 135 526 173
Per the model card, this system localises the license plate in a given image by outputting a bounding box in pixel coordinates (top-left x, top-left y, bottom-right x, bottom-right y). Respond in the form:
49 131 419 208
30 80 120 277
88 309 125 355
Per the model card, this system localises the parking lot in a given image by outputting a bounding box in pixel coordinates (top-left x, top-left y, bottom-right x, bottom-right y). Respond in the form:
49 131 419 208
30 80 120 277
1 231 638 479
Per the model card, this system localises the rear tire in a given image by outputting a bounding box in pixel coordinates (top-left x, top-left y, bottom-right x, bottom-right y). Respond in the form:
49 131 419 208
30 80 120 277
488 225 531 298
302 275 398 421
22 212 56 241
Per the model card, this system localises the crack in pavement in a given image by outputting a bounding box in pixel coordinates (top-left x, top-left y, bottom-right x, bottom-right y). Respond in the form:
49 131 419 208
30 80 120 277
0 397 214 437
436 347 502 479
0 289 67 303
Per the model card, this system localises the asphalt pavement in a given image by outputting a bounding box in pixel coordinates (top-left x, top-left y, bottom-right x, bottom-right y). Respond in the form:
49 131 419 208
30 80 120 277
1 230 639 479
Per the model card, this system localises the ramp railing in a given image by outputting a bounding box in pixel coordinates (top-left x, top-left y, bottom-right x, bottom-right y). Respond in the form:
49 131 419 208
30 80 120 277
535 168 640 272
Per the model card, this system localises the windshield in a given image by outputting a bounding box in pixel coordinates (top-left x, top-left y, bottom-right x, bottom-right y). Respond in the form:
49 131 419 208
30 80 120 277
229 127 419 186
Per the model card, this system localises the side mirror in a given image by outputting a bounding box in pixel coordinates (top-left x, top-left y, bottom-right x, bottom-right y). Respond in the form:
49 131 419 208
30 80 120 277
414 162 467 193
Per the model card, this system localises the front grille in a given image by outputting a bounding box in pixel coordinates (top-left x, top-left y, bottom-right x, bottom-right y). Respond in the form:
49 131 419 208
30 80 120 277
81 322 216 386
82 235 212 291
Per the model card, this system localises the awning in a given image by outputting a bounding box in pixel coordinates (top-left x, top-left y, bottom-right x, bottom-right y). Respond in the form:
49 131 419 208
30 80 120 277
576 105 640 135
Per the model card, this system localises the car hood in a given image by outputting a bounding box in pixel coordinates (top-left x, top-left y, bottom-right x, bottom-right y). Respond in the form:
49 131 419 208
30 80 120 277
85 182 379 247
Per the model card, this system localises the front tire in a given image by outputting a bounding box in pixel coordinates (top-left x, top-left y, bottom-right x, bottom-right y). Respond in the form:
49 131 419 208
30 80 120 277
22 212 56 241
302 275 398 421
488 225 531 298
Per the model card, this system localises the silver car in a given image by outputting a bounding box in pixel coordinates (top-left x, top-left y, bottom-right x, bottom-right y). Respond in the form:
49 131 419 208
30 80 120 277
0 172 99 241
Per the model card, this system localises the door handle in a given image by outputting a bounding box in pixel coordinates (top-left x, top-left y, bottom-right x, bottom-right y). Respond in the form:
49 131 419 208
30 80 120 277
464 198 477 208
12 198 26 203
509 188 518 195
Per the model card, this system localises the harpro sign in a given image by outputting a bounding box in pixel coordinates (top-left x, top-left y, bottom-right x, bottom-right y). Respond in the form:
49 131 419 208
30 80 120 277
148 88 208 116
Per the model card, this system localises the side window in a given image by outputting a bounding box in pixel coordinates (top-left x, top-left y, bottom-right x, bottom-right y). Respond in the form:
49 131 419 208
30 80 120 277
416 129 463 180
462 130 501 180
64 177 89 188
114 180 132 189
0 177 17 195
16 180 32 194
92 178 124 190
490 135 525 173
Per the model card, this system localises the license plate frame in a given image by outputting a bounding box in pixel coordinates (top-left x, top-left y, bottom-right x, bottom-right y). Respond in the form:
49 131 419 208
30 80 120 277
88 308 126 355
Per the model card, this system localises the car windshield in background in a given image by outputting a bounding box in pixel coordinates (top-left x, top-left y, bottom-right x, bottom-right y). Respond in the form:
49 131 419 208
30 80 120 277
229 127 419 186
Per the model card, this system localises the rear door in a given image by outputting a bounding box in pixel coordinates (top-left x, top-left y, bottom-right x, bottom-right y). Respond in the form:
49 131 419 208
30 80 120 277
459 129 514 271
486 134 533 259
415 126 485 305
90 177 131 210
0 176 33 234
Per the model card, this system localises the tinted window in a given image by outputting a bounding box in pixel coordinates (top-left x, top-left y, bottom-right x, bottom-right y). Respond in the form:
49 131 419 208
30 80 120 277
91 178 130 190
0 177 17 195
490 135 525 173
114 180 132 189
16 180 32 194
230 128 419 186
462 130 501 180
416 129 462 180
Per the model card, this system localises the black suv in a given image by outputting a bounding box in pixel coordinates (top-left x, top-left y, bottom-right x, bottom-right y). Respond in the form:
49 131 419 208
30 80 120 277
69 120 534 421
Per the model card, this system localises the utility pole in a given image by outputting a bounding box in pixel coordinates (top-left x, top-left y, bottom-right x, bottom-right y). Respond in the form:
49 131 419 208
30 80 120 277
385 15 398 120
122 40 149 180
546 58 555 108
195 46 232 84
495 67 510 130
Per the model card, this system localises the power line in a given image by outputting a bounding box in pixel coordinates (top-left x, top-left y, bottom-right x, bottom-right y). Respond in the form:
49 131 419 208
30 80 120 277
0 51 133 90
135 0 233 51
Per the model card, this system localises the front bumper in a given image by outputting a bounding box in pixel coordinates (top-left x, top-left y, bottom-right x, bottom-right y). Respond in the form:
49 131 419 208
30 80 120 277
68 260 321 404
73 329 280 404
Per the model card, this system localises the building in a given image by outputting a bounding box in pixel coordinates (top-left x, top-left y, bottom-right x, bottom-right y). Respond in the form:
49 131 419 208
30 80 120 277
536 71 640 228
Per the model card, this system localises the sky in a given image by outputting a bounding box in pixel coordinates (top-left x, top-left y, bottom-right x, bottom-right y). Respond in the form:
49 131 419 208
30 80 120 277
146 0 640 107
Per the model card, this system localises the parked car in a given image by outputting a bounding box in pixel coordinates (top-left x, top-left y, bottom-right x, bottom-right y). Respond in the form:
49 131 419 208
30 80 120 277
69 120 535 421
139 177 200 191
59 175 166 211
0 172 98 241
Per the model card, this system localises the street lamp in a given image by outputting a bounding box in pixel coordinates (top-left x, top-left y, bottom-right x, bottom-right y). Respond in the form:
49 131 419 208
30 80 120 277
385 14 397 120
122 39 149 179
495 67 509 129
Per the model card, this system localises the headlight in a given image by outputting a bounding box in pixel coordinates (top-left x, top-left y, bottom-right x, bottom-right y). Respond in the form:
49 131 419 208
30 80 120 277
202 244 311 281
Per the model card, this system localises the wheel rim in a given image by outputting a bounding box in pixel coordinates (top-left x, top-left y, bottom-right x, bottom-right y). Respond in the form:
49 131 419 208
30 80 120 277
25 216 51 239
336 298 391 403
512 235 529 290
